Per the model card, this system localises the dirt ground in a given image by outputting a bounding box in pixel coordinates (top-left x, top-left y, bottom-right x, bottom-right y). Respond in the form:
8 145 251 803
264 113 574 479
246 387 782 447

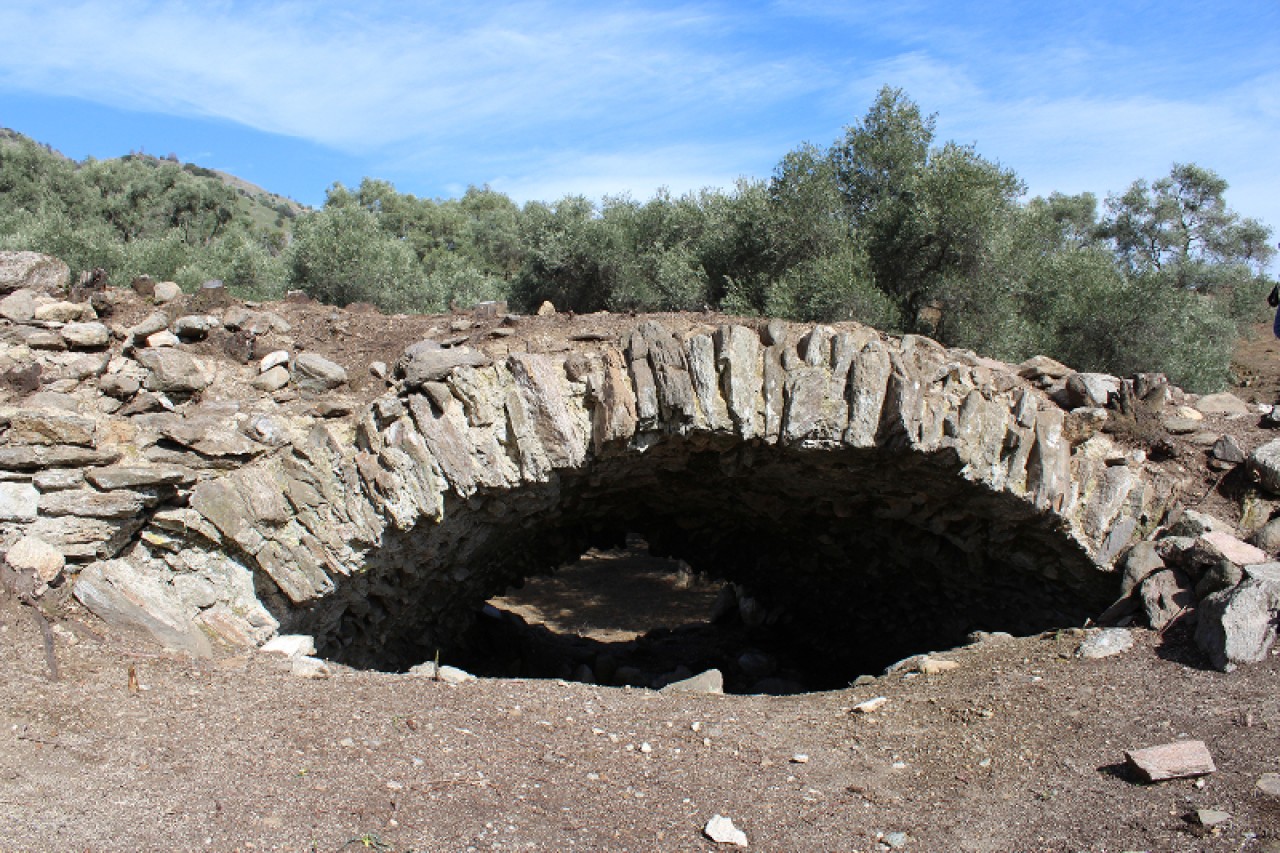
3 303 1280 851
3 593 1278 852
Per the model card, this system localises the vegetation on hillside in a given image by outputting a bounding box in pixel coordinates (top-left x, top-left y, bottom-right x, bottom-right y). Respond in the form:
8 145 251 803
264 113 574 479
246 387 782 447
1 87 1275 391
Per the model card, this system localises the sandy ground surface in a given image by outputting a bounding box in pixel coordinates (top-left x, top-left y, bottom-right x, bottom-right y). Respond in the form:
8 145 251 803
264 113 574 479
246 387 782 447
3 303 1280 851
2 591 1278 852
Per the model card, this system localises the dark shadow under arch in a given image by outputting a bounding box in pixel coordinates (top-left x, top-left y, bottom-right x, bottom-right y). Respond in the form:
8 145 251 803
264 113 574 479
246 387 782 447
307 432 1114 691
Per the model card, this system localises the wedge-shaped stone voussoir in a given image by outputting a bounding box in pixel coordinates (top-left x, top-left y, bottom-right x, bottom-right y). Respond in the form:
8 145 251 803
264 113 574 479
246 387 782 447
686 333 731 433
715 325 763 440
588 348 638 452
407 392 480 497
508 353 587 469
845 340 892 448
629 321 698 427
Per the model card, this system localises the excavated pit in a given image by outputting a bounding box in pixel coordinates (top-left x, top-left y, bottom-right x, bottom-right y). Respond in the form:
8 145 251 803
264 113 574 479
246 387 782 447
310 435 1116 693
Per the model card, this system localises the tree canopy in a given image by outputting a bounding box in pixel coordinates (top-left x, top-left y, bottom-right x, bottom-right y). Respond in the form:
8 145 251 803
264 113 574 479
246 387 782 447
1 88 1275 392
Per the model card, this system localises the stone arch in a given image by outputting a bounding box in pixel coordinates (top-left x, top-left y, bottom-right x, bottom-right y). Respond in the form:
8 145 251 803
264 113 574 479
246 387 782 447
159 318 1178 678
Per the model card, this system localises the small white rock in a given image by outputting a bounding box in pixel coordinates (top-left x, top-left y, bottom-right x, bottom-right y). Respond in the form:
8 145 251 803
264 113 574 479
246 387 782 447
260 634 317 658
852 696 889 714
704 814 748 847
145 330 180 348
259 350 291 373
290 656 332 679
1076 628 1134 659
5 535 64 583
409 661 476 684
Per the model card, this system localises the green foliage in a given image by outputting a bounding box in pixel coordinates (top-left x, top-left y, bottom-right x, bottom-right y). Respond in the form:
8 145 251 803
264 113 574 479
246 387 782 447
1 115 1275 393
0 131 292 296
829 88 1026 328
511 196 619 313
1102 163 1275 288
423 252 507 309
288 206 432 311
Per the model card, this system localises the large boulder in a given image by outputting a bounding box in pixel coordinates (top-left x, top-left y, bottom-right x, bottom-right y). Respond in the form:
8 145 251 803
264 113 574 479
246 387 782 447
0 251 70 295
1249 439 1280 495
1194 563 1280 670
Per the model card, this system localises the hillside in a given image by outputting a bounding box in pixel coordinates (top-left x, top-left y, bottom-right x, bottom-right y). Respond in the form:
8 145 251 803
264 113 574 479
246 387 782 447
1 87 1276 398
1 127 306 228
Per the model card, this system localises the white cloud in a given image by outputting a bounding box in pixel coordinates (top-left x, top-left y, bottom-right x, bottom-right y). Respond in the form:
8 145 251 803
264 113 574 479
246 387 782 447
477 142 778 205
0 1 812 152
832 42 1280 231
1 0 1276 238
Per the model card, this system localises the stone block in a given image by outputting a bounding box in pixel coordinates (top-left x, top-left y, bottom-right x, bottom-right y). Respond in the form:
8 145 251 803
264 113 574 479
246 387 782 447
1124 740 1216 782
135 348 213 394
0 481 39 521
60 321 111 349
291 352 348 392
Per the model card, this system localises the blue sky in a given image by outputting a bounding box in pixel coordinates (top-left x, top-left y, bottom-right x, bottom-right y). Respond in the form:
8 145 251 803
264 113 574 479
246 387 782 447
0 0 1277 237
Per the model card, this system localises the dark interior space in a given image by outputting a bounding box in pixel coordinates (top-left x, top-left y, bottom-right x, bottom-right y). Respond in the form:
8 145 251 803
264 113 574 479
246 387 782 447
316 436 1116 693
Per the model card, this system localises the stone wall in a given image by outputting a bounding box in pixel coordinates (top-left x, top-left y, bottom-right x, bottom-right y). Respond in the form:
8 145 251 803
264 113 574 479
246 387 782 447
0 252 1188 672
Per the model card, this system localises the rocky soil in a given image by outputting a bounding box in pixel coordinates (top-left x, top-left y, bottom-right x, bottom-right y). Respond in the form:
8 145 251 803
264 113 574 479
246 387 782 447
3 592 1278 852
2 252 1280 851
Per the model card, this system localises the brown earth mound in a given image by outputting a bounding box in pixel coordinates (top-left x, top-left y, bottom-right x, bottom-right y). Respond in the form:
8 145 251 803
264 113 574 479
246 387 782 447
3 289 1280 851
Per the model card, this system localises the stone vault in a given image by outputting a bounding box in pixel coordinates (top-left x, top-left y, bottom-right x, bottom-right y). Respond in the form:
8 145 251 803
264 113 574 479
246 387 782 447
0 285 1183 675
98 320 1179 668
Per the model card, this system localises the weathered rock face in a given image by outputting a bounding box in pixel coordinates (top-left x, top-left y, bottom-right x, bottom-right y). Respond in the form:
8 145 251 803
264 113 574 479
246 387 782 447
0 252 1193 676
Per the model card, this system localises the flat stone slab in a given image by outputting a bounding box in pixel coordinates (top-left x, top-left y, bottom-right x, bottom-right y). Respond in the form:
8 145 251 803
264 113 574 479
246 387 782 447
1124 740 1216 782
85 464 196 490
399 341 491 387
38 488 150 519
1200 531 1267 567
